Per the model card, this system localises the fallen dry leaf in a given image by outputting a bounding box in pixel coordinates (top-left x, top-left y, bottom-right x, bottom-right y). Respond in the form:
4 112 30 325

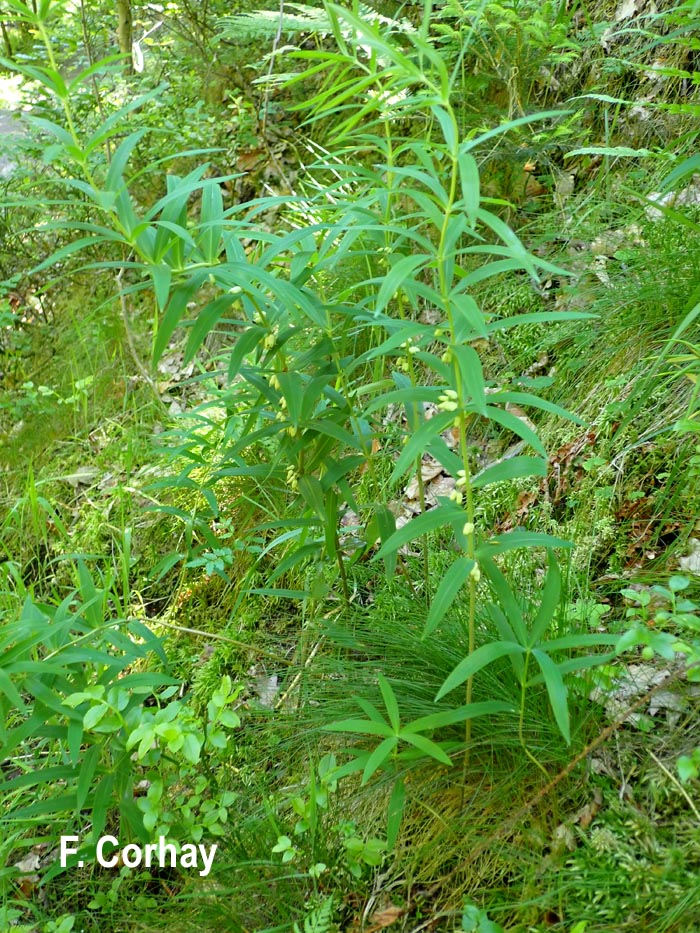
365 903 404 931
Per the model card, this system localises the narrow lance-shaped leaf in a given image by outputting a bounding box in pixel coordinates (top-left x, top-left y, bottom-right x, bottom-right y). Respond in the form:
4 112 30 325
530 552 561 645
375 501 464 561
424 556 474 637
531 648 570 744
476 529 571 560
362 736 398 785
471 456 547 490
436 641 525 701
387 778 405 850
399 731 452 766
451 344 487 415
378 674 401 732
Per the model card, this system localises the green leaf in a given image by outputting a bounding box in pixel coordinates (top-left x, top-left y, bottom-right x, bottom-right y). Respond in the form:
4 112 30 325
389 410 456 482
83 704 107 731
362 736 398 784
150 264 172 313
228 325 265 381
105 129 148 193
431 105 457 154
461 110 570 155
451 344 487 415
530 553 561 645
477 530 571 560
437 642 524 700
373 254 428 315
491 390 582 425
399 731 452 765
324 719 394 737
483 403 546 453
182 732 202 763
450 292 487 341
354 696 389 726
153 271 208 363
472 456 547 490
566 146 652 158
378 675 401 732
458 150 480 227
678 755 699 784
0 668 26 713
26 115 73 147
403 701 516 734
387 778 405 850
375 506 397 579
76 744 100 811
374 501 463 561
298 475 327 521
198 182 225 262
481 557 524 645
543 633 618 651
424 556 474 637
532 649 570 743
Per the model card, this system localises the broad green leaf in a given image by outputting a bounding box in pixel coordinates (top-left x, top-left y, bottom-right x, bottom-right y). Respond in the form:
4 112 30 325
437 641 524 700
183 293 237 360
390 410 456 482
450 292 487 341
484 405 546 455
385 164 449 203
472 455 547 490
452 343 487 414
67 716 83 765
492 390 582 426
83 704 107 730
26 115 73 147
540 653 616 676
375 505 397 579
532 649 570 743
198 182 225 262
227 325 265 381
150 263 172 313
91 772 114 840
542 633 618 651
461 110 569 155
424 556 474 637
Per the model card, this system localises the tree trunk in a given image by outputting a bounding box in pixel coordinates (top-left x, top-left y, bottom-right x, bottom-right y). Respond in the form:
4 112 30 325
116 0 133 75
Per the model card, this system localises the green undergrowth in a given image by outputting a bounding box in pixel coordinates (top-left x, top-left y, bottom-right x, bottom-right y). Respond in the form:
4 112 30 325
2 0 700 931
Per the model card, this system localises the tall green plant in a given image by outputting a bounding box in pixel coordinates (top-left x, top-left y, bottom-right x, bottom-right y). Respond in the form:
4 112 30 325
2 0 617 849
